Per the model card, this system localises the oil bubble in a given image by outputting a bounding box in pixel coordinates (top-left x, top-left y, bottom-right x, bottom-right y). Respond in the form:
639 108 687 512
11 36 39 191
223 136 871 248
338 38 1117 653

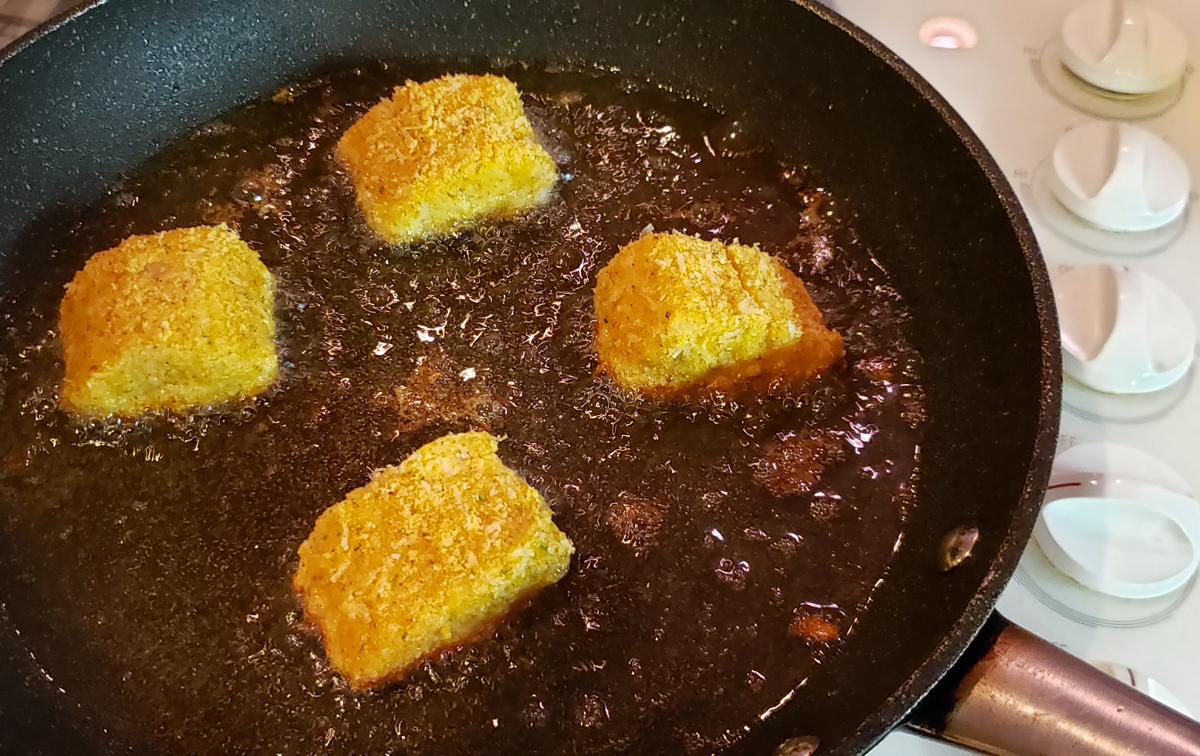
709 114 765 157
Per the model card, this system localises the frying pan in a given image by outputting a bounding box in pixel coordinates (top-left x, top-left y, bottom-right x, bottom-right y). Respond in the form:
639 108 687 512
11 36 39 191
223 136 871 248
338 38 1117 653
0 0 1196 754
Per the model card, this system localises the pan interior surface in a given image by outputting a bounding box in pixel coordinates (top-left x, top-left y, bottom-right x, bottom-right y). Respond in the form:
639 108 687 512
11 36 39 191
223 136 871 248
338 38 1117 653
0 1 1058 755
0 60 926 756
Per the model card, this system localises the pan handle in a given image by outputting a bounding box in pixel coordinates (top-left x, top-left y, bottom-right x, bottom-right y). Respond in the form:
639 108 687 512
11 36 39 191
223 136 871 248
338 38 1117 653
907 613 1200 756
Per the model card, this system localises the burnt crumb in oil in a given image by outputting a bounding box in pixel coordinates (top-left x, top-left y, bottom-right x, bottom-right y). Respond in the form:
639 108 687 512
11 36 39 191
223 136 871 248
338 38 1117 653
0 62 924 756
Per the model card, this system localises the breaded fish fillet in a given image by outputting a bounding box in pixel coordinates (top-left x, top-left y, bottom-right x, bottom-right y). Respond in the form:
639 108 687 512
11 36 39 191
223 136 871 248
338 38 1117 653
593 232 842 394
59 223 277 416
293 431 574 690
337 73 558 244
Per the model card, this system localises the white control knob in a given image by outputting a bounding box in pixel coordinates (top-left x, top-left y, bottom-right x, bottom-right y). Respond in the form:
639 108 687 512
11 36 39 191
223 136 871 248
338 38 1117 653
1035 474 1200 599
1054 265 1195 394
1047 122 1189 233
1059 0 1187 95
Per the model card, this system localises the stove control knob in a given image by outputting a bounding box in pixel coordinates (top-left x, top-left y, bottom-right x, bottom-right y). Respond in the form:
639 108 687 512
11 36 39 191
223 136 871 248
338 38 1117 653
1035 474 1200 599
1047 121 1189 233
1053 265 1195 394
1059 0 1187 95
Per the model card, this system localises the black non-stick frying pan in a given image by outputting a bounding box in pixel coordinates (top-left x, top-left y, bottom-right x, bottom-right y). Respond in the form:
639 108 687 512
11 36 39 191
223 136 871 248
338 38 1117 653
0 1 1195 755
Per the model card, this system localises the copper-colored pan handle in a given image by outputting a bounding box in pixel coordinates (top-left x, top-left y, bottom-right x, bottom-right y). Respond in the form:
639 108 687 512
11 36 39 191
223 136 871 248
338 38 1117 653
909 614 1200 756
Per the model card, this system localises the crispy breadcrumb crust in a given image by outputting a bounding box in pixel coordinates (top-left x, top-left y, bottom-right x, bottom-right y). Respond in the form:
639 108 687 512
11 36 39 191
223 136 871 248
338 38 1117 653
593 232 843 394
293 431 574 690
337 73 558 244
59 224 277 416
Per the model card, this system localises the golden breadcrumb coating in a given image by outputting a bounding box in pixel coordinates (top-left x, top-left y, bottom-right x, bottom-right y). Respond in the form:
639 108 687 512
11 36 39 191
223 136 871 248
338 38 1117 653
293 431 574 690
337 73 558 244
59 224 277 416
594 232 843 394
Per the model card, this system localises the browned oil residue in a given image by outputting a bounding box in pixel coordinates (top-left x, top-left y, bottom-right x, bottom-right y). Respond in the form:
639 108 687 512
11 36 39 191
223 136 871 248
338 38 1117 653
0 62 924 756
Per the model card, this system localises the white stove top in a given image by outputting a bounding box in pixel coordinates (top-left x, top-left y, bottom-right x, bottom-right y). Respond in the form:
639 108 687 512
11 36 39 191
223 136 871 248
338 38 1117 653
834 0 1200 753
